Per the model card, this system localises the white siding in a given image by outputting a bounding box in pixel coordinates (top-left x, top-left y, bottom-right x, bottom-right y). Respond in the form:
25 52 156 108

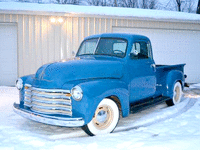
0 24 17 86
0 14 113 78
0 12 200 83
113 27 200 83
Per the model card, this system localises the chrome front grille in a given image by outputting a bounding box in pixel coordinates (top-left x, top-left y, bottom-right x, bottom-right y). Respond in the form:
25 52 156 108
24 84 72 116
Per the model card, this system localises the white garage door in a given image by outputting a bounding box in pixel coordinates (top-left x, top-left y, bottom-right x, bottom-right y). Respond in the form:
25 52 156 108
0 24 17 86
113 27 200 83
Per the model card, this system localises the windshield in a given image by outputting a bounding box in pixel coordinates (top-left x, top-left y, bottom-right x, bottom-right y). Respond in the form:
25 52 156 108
76 38 127 58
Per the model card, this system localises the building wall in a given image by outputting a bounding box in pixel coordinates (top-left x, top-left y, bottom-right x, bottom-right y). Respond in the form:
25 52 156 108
0 23 17 86
0 13 200 82
0 14 114 77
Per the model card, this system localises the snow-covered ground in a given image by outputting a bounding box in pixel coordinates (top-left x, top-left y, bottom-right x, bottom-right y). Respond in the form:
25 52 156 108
0 85 200 150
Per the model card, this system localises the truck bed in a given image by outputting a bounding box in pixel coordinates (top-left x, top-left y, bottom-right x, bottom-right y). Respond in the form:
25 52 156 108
155 64 185 96
156 64 185 71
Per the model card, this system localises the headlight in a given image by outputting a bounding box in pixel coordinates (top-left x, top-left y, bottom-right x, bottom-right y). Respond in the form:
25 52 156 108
16 78 23 90
71 86 83 101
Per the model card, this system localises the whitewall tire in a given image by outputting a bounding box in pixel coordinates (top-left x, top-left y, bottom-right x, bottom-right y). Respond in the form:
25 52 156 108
82 98 120 136
166 81 183 106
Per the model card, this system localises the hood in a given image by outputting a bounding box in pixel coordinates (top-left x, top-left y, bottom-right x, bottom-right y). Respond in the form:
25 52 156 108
33 56 124 88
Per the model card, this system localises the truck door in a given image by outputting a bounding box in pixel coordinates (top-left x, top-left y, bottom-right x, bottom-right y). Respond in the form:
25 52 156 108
128 41 156 102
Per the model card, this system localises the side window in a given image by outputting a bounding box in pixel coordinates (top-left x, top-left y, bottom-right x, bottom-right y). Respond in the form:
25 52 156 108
130 42 149 59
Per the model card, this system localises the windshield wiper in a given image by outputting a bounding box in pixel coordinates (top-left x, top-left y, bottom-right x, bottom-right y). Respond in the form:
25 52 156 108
77 54 93 56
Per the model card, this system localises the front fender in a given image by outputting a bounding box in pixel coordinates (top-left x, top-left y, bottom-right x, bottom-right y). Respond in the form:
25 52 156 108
164 70 184 98
71 79 129 124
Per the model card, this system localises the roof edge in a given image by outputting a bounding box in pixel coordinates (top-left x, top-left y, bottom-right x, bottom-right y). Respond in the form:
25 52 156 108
1 10 200 24
0 2 200 24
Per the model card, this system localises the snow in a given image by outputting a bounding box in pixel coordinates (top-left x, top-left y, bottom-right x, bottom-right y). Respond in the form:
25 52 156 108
1 2 200 22
0 85 200 149
190 83 200 89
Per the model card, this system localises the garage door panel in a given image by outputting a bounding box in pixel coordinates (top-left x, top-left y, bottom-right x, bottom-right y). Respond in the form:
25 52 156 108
0 24 17 86
113 27 200 83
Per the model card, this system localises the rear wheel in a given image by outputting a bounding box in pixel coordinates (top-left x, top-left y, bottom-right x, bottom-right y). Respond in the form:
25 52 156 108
166 81 183 106
82 98 119 136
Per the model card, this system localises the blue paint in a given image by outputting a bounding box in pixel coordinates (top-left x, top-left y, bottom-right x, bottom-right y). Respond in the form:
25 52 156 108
14 33 185 126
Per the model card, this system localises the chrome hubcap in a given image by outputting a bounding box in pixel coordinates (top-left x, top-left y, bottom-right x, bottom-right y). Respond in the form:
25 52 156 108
96 110 107 123
93 105 114 130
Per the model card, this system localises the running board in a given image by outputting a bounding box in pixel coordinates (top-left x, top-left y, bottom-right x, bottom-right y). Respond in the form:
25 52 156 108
130 96 171 113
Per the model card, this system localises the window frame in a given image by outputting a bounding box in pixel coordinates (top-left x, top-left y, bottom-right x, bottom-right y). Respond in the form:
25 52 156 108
130 41 153 60
76 37 128 58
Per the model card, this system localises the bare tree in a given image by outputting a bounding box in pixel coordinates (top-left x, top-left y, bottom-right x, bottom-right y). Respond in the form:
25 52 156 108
84 0 159 9
186 0 192 12
149 0 157 9
197 0 200 14
119 0 138 8
162 0 196 13
56 0 79 4
180 0 196 13
65 0 79 4
86 0 110 6
141 0 148 8
139 0 157 9
175 0 181 11
114 0 118 7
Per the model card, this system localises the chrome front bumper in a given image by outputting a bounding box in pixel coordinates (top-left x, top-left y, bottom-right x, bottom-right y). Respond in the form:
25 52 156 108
13 103 85 127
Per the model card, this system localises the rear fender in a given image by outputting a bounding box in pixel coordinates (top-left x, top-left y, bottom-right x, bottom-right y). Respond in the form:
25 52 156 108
164 70 184 98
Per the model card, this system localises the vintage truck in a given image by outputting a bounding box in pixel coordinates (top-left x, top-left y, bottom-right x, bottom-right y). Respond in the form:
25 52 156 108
14 33 185 136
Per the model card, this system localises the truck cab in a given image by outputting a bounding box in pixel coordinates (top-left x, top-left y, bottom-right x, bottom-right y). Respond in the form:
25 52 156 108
14 33 185 136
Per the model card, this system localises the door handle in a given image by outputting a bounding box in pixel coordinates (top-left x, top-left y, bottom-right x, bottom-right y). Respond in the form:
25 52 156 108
151 64 156 72
151 64 156 68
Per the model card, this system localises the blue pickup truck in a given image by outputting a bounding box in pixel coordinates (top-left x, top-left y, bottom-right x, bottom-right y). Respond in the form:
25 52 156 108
14 33 185 136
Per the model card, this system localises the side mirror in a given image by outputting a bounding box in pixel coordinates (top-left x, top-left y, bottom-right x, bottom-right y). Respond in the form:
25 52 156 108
130 50 139 59
132 50 139 56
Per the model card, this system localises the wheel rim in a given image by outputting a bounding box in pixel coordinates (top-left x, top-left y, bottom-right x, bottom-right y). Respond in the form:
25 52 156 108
84 98 119 135
174 86 180 102
93 104 114 130
173 82 182 104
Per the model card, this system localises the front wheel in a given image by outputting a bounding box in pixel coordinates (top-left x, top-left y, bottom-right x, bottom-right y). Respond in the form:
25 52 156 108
166 81 183 106
82 98 120 136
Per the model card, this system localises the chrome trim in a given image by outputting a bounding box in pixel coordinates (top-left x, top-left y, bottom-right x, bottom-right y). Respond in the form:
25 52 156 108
24 103 32 107
31 106 72 116
16 78 23 90
24 84 72 116
93 37 101 55
13 103 84 127
31 101 72 110
31 87 70 93
31 92 70 99
31 97 71 105
25 84 32 87
24 98 31 103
